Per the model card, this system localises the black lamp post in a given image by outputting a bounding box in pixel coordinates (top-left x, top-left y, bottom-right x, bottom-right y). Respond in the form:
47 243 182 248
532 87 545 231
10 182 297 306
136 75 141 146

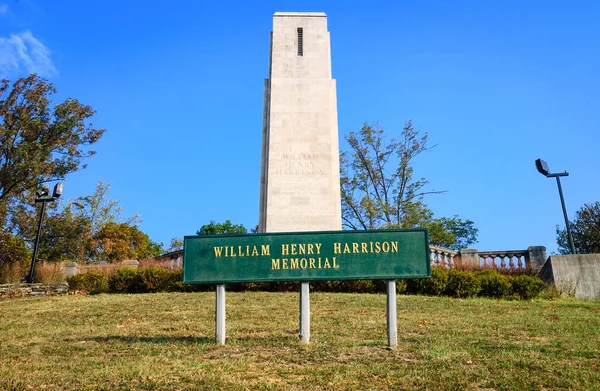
535 159 576 254
27 182 63 283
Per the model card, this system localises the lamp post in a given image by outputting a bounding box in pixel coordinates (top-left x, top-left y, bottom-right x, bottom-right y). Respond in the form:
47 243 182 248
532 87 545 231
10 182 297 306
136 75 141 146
27 182 63 283
535 159 576 254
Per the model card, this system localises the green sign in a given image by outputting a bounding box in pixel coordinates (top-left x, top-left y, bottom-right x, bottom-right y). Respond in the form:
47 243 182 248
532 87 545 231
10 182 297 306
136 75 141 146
183 229 430 284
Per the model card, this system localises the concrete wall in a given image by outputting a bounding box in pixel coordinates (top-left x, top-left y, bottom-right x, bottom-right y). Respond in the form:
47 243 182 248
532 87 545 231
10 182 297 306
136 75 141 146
540 254 600 300
60 260 139 278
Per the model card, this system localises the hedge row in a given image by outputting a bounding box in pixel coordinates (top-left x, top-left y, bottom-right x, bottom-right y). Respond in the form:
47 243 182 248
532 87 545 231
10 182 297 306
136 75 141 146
67 266 546 300
405 268 546 300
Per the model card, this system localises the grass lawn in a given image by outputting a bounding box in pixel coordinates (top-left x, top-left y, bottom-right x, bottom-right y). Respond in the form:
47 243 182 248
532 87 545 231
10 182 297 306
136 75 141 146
0 291 598 390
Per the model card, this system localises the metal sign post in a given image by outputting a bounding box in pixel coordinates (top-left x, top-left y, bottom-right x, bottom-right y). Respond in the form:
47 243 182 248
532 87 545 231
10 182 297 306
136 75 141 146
299 281 310 343
386 280 398 348
215 284 226 344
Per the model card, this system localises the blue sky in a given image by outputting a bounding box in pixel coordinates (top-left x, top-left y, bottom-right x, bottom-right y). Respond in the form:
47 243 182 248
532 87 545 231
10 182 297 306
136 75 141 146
1 0 598 254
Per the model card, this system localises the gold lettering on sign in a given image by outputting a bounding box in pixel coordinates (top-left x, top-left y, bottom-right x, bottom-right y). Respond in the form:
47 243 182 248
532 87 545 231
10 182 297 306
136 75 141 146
382 242 390 253
261 245 270 256
281 243 321 256
315 243 322 254
213 244 271 258
270 257 339 270
332 241 399 255
290 258 299 269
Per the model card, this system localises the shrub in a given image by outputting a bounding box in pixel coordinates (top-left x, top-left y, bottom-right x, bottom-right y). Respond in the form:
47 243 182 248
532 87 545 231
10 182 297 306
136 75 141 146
164 270 185 291
340 280 378 293
509 274 545 300
396 279 407 294
139 266 170 292
67 271 108 294
540 283 562 300
446 269 481 298
0 232 30 276
108 268 143 293
407 268 448 296
477 270 511 299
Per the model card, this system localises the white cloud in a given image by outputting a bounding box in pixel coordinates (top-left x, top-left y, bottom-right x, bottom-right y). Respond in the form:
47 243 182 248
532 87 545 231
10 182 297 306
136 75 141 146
0 4 7 15
0 30 58 78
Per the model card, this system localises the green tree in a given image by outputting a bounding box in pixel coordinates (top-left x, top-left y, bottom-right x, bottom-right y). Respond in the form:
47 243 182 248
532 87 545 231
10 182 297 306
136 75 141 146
197 220 247 236
422 215 478 251
340 121 477 249
0 231 30 270
341 121 441 230
0 74 105 227
557 201 600 254
5 181 142 263
36 207 91 263
72 180 140 233
167 237 184 252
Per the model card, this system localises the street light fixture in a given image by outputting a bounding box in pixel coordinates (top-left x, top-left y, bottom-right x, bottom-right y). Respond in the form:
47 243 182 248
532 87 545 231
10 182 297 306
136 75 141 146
535 158 576 254
27 182 63 283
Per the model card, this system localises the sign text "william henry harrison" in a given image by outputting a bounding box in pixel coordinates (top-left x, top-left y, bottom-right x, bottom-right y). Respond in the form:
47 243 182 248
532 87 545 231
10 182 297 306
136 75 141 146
183 229 430 284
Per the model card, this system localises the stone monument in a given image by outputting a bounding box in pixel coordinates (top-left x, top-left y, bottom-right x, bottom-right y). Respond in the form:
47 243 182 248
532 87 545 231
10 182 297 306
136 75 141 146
259 12 342 233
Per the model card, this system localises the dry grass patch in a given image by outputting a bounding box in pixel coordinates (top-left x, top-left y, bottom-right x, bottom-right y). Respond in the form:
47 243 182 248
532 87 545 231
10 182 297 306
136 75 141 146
0 292 598 390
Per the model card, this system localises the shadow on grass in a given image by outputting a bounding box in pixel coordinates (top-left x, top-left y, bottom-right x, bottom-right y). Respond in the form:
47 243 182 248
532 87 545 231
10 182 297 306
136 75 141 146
87 335 213 344
85 334 299 345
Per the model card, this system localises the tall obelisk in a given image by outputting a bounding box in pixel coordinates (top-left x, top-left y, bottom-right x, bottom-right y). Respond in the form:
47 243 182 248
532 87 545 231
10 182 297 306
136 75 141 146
259 12 342 233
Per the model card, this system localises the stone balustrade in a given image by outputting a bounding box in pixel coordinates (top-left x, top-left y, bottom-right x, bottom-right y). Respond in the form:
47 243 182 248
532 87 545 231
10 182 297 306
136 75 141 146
479 250 528 270
429 245 458 268
429 245 547 273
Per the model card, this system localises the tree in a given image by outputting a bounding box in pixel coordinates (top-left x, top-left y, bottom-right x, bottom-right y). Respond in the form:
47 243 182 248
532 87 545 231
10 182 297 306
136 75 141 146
5 180 142 263
88 222 162 263
340 121 477 249
71 180 140 233
422 215 478 251
167 237 184 252
0 75 105 219
557 201 600 254
341 121 442 230
0 231 30 270
197 220 247 236
36 206 91 263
